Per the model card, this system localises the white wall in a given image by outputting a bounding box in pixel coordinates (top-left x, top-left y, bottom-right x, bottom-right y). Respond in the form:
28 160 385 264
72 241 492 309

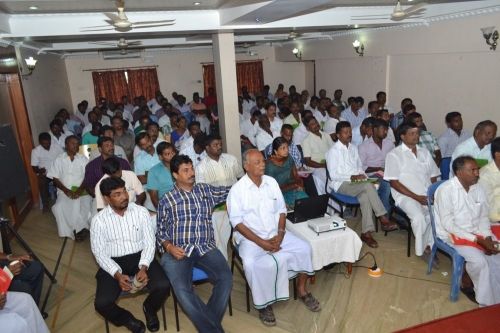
275 12 500 135
19 48 73 138
64 45 306 109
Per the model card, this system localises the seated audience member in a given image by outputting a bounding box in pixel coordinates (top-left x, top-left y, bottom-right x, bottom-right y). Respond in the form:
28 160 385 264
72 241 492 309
133 122 165 159
83 136 131 198
191 93 210 134
375 91 392 114
135 133 161 184
82 110 100 135
323 105 342 141
434 156 500 306
49 119 68 150
262 102 283 133
407 112 442 166
265 137 308 208
228 149 319 327
292 110 313 146
95 157 145 211
240 110 260 148
195 135 244 259
75 101 90 126
312 98 328 130
376 109 395 143
341 96 367 129
89 125 128 162
283 101 302 130
366 100 380 118
0 291 49 333
170 116 190 150
31 132 63 212
451 120 497 169
250 95 266 115
274 83 287 100
91 177 170 333
302 117 334 195
112 116 135 163
204 87 217 110
358 119 395 216
179 133 207 168
47 135 91 241
306 96 319 113
147 142 176 209
134 114 152 136
265 124 302 168
326 122 397 248
157 155 232 333
179 121 201 152
352 117 374 146
332 89 348 112
255 115 279 153
241 87 256 119
82 122 102 145
390 97 413 130
384 122 440 260
0 252 44 306
438 111 472 158
479 137 500 222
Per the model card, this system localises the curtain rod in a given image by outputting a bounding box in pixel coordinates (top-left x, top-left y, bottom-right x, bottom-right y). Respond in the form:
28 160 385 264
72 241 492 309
82 65 158 72
200 59 264 65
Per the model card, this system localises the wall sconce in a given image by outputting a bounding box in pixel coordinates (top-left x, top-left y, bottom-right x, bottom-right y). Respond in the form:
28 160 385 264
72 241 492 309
21 56 38 76
352 40 364 56
481 26 498 50
292 47 302 60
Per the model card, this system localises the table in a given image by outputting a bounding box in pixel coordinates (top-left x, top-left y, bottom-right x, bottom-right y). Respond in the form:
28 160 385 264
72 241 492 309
286 219 362 271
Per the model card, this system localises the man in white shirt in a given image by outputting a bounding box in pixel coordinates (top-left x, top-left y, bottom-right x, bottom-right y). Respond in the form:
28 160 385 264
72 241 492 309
147 91 164 114
240 110 260 148
49 119 68 151
179 134 207 168
323 105 342 141
47 135 91 241
451 120 497 171
293 110 314 146
384 123 441 258
261 102 283 134
301 117 334 195
312 98 328 130
479 137 500 222
438 112 472 158
435 156 500 306
341 97 367 129
31 132 63 212
227 149 320 327
326 121 397 248
179 121 201 152
91 177 170 332
255 115 279 153
196 135 244 259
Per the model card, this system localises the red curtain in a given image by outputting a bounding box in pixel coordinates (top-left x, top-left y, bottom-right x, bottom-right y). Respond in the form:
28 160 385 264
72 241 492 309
91 70 129 104
202 60 264 97
127 68 160 100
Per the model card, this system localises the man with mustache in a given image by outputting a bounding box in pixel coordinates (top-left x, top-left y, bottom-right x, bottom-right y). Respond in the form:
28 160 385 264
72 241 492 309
157 155 232 333
435 156 500 306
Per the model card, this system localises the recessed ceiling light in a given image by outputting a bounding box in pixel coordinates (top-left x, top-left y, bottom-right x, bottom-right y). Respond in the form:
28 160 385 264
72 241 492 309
193 2 201 5
29 5 38 10
354 24 359 28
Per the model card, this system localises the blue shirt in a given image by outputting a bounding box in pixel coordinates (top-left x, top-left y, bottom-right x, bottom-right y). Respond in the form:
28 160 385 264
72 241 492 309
146 162 174 198
156 183 230 256
134 150 160 176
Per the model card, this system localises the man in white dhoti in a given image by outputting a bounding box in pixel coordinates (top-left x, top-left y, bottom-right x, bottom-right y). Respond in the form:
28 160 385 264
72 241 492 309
435 156 500 306
195 135 244 260
227 149 320 327
0 292 49 333
47 135 92 240
384 122 440 260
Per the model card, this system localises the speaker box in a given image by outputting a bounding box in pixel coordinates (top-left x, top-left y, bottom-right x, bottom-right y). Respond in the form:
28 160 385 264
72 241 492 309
0 124 30 200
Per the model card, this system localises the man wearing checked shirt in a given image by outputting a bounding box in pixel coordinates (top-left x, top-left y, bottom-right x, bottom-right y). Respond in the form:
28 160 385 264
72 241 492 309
157 154 232 333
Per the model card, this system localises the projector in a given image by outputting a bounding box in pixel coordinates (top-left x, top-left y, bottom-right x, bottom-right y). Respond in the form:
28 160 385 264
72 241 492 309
307 215 347 235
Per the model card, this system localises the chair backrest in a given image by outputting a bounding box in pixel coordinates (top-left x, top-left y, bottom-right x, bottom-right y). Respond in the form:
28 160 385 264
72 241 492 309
440 157 451 181
427 180 446 240
324 162 332 194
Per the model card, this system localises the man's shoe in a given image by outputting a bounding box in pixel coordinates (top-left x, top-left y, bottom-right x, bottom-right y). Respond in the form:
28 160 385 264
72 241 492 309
258 306 276 326
143 306 159 332
124 317 146 333
360 233 379 248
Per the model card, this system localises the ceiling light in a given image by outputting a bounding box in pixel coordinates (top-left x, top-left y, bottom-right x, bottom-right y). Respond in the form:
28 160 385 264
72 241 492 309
354 24 359 29
292 47 302 60
29 6 38 10
352 40 364 56
193 2 201 5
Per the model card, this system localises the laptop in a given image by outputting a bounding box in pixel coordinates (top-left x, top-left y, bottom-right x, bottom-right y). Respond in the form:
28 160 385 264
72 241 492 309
286 194 329 223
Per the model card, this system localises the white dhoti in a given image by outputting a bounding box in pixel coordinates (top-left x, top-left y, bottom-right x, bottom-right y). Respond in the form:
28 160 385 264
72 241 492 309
52 192 91 239
312 168 327 195
397 197 433 256
0 292 50 333
454 245 500 306
196 115 211 134
238 232 314 309
212 211 230 260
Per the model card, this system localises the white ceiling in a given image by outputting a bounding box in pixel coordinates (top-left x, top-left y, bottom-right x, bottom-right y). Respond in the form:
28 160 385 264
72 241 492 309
0 0 498 55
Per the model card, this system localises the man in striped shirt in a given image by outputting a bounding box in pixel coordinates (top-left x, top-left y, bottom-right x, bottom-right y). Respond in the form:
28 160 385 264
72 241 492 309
157 154 232 333
91 177 170 333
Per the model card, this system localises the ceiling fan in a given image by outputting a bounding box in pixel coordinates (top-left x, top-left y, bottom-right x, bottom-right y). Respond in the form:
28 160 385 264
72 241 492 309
81 0 175 32
89 37 142 49
351 1 426 22
264 31 317 41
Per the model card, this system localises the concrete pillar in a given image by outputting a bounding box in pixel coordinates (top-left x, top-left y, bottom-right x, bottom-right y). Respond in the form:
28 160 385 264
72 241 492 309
211 32 241 164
